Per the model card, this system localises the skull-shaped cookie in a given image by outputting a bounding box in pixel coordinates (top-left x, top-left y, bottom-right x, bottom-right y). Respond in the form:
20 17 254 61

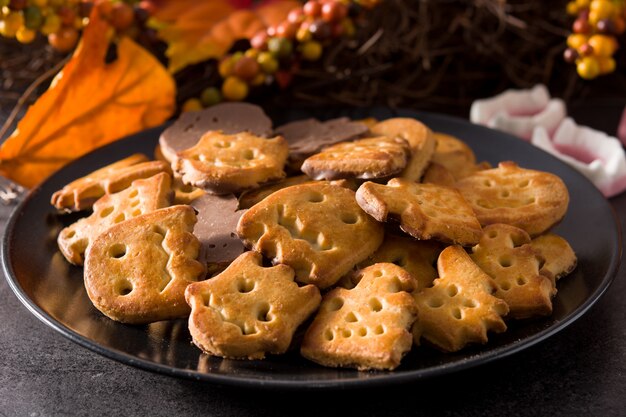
455 161 569 236
175 130 289 194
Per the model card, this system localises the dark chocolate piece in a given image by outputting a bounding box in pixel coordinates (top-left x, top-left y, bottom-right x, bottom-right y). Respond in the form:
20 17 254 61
159 103 273 161
274 117 369 158
191 193 247 268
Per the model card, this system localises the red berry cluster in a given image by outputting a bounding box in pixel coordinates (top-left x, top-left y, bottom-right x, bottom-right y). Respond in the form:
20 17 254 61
184 0 381 111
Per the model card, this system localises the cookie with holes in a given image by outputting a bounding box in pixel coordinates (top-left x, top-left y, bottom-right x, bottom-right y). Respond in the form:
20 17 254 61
357 234 444 291
470 224 555 319
84 205 206 324
530 233 577 283
455 161 569 236
237 182 384 289
51 154 171 212
356 178 483 246
301 263 418 370
370 118 436 181
413 245 509 352
57 172 173 266
185 251 321 359
300 136 411 180
175 130 289 194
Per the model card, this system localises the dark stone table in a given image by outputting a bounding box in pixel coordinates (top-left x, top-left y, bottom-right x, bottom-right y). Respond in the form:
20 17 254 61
1 102 625 416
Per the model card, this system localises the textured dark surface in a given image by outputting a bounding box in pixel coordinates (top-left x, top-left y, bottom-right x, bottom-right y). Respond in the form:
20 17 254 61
1 104 625 415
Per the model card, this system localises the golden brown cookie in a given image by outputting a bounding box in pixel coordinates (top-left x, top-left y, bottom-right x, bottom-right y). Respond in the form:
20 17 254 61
455 161 569 236
301 263 418 370
422 162 457 187
50 154 171 212
84 205 206 324
470 224 555 319
370 118 436 181
238 175 312 209
431 132 479 180
171 176 206 204
175 130 289 194
300 136 411 180
356 178 483 246
237 182 384 289
185 251 321 360
413 245 509 352
530 233 577 282
57 172 173 266
358 234 443 291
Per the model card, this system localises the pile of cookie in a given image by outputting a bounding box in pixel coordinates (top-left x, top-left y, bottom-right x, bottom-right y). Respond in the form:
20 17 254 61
51 103 577 371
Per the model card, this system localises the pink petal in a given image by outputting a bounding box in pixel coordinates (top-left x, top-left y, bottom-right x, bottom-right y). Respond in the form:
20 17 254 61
470 84 550 125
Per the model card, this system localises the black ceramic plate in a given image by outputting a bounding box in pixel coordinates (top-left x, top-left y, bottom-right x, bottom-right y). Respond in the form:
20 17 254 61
2 108 621 390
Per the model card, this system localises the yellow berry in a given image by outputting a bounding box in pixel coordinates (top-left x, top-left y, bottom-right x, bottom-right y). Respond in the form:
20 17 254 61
244 48 259 59
218 57 235 78
300 40 322 61
575 0 590 6
222 76 248 101
257 51 279 74
296 24 312 42
566 1 579 15
3 11 24 36
597 56 616 74
16 26 35 43
32 0 48 7
250 72 266 86
588 34 618 57
182 98 203 112
40 13 60 35
577 56 600 79
567 33 588 49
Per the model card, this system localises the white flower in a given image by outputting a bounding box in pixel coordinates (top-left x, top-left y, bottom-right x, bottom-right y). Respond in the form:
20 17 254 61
531 118 626 197
470 84 566 140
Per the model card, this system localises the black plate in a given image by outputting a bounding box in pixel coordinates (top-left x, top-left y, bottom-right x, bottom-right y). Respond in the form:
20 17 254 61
2 108 621 389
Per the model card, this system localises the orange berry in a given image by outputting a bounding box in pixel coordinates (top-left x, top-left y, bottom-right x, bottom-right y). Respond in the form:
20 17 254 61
16 26 35 43
110 2 134 30
218 56 235 77
233 56 260 81
48 26 79 52
567 33 588 49
222 76 248 101
182 98 203 113
588 34 617 56
597 56 616 74
300 40 322 61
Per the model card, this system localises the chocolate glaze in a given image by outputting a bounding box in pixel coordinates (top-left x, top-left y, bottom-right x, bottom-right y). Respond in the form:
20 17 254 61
159 103 273 161
190 193 247 267
275 117 369 157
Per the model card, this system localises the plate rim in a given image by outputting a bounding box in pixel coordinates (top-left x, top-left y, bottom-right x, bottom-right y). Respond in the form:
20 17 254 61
1 109 622 390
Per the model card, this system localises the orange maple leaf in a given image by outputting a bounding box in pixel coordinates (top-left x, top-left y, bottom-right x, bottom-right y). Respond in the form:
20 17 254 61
0 7 176 189
148 0 300 73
